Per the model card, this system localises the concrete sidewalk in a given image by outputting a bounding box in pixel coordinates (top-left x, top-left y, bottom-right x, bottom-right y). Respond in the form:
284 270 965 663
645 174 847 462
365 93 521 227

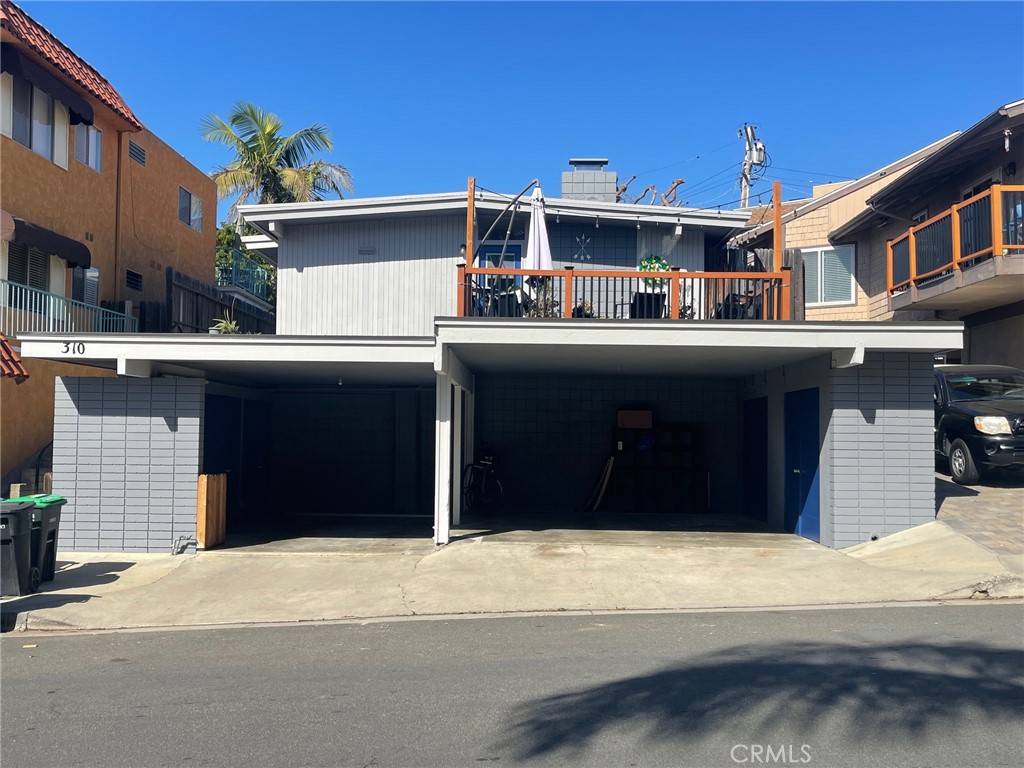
2 521 1022 633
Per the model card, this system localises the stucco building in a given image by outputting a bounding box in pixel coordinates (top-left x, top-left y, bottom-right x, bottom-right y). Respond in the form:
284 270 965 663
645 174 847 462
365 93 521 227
1 0 216 487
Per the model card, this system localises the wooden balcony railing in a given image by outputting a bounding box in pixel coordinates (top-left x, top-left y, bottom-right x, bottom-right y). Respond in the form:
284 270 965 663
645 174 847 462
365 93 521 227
457 266 792 321
887 184 1024 294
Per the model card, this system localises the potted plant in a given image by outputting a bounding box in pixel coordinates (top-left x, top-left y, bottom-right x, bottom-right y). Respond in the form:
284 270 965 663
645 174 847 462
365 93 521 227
209 309 240 334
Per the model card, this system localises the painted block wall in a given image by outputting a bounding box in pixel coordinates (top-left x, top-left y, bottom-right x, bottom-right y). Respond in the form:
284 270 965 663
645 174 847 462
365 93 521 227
828 352 935 548
475 374 742 515
52 376 205 552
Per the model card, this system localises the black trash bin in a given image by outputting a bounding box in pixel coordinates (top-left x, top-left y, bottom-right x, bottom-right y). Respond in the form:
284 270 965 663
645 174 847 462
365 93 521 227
1 501 37 596
8 494 67 584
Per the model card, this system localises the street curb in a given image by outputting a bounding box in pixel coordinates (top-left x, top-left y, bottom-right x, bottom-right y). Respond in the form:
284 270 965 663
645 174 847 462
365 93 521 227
6 596 1023 637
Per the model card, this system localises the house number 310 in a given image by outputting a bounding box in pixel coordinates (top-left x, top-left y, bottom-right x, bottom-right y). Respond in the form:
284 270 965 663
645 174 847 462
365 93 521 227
61 342 86 354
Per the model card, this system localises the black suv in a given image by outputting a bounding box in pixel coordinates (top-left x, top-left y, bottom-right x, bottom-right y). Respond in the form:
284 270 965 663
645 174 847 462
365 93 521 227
934 365 1024 484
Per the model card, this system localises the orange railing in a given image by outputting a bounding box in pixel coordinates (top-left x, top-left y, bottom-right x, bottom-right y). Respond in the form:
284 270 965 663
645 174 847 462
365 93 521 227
457 266 791 321
887 184 1024 294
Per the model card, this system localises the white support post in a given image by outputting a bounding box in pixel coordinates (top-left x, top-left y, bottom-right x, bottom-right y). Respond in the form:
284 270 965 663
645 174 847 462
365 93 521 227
433 372 453 545
452 385 463 527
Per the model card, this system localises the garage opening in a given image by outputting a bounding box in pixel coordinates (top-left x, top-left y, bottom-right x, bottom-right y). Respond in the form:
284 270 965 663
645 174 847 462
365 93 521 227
460 372 777 537
203 386 435 548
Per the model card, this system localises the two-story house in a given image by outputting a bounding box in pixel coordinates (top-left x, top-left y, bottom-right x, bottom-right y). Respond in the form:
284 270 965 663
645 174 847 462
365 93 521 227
828 100 1024 369
0 0 216 489
20 156 959 555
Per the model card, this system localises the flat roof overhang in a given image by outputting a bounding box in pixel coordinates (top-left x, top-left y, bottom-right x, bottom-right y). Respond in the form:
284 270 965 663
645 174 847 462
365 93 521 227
435 319 964 377
17 334 437 388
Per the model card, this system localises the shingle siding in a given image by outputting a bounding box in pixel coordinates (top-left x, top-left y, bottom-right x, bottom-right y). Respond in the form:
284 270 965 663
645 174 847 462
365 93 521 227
828 352 935 548
52 376 205 552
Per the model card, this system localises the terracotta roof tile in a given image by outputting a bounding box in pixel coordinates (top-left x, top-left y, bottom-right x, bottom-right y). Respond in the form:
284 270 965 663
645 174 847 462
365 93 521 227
0 333 29 383
0 0 142 130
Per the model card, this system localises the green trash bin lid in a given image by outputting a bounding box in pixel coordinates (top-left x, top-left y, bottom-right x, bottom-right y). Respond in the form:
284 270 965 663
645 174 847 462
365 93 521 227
5 493 67 508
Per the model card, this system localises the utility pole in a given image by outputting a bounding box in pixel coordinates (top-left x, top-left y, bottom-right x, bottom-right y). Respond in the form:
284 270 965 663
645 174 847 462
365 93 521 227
739 124 766 208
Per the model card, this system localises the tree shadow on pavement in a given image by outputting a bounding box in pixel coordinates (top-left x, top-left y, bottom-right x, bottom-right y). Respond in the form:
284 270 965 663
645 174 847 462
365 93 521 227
495 641 1024 761
0 561 135 632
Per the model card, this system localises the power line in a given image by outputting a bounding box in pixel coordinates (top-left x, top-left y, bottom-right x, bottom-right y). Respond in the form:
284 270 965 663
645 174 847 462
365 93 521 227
768 165 856 180
632 140 736 178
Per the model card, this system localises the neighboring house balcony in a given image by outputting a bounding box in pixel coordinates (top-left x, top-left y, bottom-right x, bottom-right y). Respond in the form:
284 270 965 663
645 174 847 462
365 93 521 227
457 265 795 320
1 278 138 337
216 249 273 309
888 184 1024 314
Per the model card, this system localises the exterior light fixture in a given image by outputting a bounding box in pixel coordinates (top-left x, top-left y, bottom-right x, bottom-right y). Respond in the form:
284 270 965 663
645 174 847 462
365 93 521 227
674 219 683 236
459 243 466 257
595 216 600 229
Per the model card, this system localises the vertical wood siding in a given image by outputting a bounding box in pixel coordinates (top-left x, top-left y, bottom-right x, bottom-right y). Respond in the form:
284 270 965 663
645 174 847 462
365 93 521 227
278 215 464 336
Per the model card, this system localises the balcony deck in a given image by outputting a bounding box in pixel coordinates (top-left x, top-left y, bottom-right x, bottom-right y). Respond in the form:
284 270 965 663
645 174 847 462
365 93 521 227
457 266 793 321
1 279 138 338
887 184 1024 313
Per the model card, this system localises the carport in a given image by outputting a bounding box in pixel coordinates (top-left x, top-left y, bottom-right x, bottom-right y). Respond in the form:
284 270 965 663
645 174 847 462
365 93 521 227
18 334 437 551
20 320 961 553
433 319 963 548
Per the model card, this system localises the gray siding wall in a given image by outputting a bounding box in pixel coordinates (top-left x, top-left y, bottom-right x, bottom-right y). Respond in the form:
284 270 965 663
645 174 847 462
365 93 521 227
828 352 935 548
52 376 205 553
277 216 464 336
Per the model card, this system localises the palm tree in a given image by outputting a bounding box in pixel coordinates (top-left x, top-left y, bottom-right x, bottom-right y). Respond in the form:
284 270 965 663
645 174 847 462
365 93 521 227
201 101 353 220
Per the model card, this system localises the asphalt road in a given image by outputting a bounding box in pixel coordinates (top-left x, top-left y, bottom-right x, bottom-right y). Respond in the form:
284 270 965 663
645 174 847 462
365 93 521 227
2 604 1023 768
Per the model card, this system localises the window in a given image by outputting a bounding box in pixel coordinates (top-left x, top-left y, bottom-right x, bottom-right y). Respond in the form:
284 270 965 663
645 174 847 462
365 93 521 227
178 187 203 232
802 244 855 306
74 123 102 171
128 139 146 165
12 78 54 158
912 209 929 225
125 269 143 291
7 242 50 290
3 72 68 167
962 170 1001 201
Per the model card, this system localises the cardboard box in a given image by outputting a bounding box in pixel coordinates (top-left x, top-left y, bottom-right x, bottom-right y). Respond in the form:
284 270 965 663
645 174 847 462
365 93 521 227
617 410 653 429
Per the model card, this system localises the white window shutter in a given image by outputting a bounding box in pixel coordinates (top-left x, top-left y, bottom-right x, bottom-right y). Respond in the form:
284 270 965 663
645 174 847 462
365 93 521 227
49 254 66 295
54 101 69 169
0 72 12 138
0 240 8 281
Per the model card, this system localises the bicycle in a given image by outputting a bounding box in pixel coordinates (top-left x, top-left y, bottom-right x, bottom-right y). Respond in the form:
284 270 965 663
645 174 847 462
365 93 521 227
462 454 503 515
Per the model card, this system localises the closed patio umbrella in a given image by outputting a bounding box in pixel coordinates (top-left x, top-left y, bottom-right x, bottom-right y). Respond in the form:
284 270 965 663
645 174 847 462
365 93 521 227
524 187 553 273
523 187 554 310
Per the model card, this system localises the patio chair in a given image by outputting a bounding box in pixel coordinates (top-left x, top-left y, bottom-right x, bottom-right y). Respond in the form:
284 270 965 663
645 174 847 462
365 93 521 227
629 292 666 319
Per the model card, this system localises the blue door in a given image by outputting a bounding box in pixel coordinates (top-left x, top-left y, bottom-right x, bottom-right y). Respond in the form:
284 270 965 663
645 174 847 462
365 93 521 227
784 387 821 542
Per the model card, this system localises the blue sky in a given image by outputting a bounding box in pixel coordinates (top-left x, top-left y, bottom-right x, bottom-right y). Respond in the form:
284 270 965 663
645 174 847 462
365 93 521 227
24 1 1024 224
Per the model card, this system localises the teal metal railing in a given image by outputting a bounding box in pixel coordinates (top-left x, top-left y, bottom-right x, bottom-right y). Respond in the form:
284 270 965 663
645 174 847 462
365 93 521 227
216 249 272 303
0 279 138 336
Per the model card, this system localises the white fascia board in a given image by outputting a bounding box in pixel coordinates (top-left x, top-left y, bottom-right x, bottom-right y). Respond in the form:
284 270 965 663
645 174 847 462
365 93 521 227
239 191 750 230
434 320 964 353
18 334 437 367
